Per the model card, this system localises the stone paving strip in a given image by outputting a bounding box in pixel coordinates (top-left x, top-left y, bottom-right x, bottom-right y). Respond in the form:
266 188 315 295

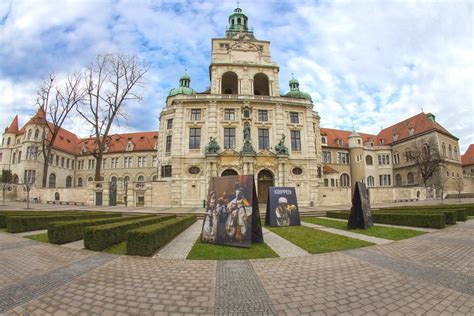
262 227 310 258
61 239 85 249
320 216 437 232
154 220 203 259
0 253 117 313
0 239 36 251
216 260 276 315
14 229 47 237
301 221 392 245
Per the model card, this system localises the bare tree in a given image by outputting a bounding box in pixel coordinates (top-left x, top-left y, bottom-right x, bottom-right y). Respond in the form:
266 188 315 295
76 54 148 181
408 137 444 187
433 167 449 204
453 176 464 202
36 74 84 187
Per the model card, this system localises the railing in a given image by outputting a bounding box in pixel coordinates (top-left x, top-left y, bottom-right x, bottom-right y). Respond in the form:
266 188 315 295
171 94 312 105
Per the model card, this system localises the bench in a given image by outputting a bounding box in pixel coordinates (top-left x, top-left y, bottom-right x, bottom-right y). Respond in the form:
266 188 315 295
47 200 85 206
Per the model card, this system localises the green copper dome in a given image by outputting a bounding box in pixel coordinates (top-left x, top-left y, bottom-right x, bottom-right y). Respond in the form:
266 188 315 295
168 71 196 97
225 4 255 39
283 75 312 101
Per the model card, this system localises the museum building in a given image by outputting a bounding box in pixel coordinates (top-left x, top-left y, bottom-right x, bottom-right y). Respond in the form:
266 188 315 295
0 6 469 207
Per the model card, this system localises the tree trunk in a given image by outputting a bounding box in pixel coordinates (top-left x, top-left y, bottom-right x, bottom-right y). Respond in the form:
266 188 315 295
95 154 102 181
41 147 52 188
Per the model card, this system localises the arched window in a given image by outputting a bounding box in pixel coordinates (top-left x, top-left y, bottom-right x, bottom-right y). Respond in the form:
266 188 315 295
49 173 56 188
422 143 430 157
407 172 414 185
88 177 93 184
454 146 458 160
27 129 32 140
340 173 350 187
448 144 452 159
221 169 238 176
237 17 241 24
253 73 270 96
7 137 11 145
137 175 145 182
65 176 72 188
395 174 402 186
365 155 373 165
111 176 117 184
34 129 39 140
124 176 130 185
152 175 157 181
367 176 375 187
77 177 83 187
442 143 446 157
221 71 238 94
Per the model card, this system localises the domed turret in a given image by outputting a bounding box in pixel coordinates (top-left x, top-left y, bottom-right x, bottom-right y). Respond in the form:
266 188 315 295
225 4 255 39
283 74 312 101
168 70 196 97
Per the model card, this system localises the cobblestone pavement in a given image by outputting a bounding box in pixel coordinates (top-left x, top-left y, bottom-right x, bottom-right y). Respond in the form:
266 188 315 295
301 221 393 245
262 227 309 258
0 220 473 315
154 220 203 259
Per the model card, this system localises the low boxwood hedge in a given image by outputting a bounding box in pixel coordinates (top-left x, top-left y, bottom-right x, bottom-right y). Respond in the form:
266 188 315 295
377 209 460 224
0 211 99 228
126 216 196 256
326 211 446 228
83 215 175 251
47 215 153 244
6 213 120 233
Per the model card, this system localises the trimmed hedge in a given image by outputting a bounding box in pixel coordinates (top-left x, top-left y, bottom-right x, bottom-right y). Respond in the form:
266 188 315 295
377 209 461 224
326 211 446 228
6 213 120 233
83 215 176 251
126 216 196 256
47 215 154 244
0 211 99 228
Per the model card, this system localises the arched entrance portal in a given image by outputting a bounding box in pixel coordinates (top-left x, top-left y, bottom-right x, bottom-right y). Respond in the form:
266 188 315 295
258 169 274 203
221 169 238 176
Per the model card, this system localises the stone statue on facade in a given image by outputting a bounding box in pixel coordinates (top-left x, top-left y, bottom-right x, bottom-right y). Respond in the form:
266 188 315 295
241 123 256 155
275 134 289 155
205 137 221 155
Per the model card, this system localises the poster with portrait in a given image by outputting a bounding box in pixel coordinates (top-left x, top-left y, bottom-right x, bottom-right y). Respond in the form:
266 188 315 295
201 175 263 248
265 187 301 227
348 181 373 229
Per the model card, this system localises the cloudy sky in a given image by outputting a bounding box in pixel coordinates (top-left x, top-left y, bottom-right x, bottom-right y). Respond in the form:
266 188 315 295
0 0 472 152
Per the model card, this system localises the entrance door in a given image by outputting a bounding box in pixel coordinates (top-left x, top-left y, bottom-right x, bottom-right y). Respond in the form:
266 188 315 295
95 192 103 206
258 169 274 203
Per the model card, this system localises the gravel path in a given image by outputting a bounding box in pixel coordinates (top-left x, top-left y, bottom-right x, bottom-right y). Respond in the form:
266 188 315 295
319 216 437 232
153 220 203 259
301 221 392 245
262 227 310 258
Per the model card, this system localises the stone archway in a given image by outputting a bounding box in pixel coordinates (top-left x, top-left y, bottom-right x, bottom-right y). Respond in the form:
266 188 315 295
221 169 238 176
257 169 274 203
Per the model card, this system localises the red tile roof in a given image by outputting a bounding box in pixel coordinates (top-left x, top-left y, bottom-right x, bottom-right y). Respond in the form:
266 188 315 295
5 115 19 134
321 128 378 148
377 112 455 145
323 165 339 174
78 132 158 155
461 144 474 166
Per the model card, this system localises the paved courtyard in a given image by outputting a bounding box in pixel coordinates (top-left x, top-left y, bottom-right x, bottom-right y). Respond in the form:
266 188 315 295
0 219 472 315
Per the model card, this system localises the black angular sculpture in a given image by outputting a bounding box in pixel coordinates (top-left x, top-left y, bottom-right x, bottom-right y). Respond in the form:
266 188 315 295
347 181 373 229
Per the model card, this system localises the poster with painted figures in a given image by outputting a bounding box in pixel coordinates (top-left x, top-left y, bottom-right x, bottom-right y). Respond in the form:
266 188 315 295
348 181 373 229
265 187 301 227
201 175 263 248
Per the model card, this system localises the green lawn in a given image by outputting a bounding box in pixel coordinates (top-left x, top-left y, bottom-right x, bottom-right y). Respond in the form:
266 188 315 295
266 225 373 254
302 217 426 241
103 241 127 255
187 239 279 260
0 228 6 232
25 232 49 243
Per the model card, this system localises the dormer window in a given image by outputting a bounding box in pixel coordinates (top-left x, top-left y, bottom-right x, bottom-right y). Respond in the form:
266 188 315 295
408 128 415 136
335 138 343 146
379 139 385 145
392 134 399 141
126 141 134 151
321 136 327 144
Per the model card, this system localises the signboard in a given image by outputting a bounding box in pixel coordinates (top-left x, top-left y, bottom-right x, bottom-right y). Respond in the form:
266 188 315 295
201 175 263 248
265 187 301 227
348 181 373 229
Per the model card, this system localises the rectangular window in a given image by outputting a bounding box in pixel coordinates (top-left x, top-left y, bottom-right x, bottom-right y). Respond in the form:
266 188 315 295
167 119 173 130
190 109 201 121
324 179 329 187
290 112 299 124
137 156 147 168
102 158 107 169
152 155 158 167
88 159 95 170
0 153 3 162
290 130 301 151
61 157 65 167
224 128 236 149
337 152 349 164
56 156 59 166
258 129 270 150
189 128 201 149
331 179 335 187
18 151 22 163
161 165 172 177
224 109 235 120
66 158 70 169
71 160 75 169
379 174 391 186
258 110 268 122
323 151 332 163
166 135 172 153
111 158 119 169
123 157 132 168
